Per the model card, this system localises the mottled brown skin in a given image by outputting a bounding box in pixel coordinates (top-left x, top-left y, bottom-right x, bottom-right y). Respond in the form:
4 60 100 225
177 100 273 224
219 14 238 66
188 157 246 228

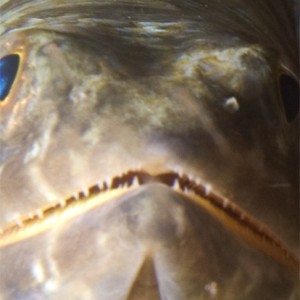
0 1 299 299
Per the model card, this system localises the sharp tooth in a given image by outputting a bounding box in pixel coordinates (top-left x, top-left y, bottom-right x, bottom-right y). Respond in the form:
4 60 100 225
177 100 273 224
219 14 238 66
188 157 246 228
204 184 211 196
36 209 44 219
188 174 195 182
94 182 102 193
222 198 229 208
15 218 24 228
183 186 190 193
58 199 66 207
172 178 181 191
108 178 113 188
78 189 88 199
195 178 202 186
131 176 139 188
97 183 102 191
103 178 111 189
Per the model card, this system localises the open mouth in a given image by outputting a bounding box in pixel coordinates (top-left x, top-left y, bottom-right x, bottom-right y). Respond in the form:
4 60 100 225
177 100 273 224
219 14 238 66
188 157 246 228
0 169 298 271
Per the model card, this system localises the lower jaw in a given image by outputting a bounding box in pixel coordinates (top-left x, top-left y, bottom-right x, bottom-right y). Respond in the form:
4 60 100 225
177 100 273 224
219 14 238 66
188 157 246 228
0 177 298 299
0 169 297 271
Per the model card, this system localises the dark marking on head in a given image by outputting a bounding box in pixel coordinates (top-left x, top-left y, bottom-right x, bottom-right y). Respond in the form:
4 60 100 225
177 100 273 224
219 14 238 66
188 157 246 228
279 74 299 122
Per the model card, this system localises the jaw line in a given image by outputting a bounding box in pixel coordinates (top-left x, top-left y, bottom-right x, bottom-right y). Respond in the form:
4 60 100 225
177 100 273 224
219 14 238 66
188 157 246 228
0 168 298 271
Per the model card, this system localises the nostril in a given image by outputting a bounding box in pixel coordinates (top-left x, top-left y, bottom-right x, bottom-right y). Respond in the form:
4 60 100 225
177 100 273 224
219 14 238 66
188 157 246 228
279 74 299 122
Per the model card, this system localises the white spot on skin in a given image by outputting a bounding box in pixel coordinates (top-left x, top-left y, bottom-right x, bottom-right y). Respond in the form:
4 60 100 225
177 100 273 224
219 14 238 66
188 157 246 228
118 21 179 34
32 260 45 283
205 281 218 297
28 166 59 202
173 206 187 237
224 96 240 112
140 22 166 33
44 279 59 292
24 142 41 163
44 234 61 293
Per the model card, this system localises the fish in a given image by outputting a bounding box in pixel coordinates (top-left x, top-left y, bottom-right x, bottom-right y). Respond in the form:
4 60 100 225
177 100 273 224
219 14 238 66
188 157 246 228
0 0 299 299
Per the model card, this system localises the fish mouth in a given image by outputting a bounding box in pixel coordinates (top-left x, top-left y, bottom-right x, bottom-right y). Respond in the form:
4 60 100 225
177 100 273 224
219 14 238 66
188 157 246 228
0 168 298 271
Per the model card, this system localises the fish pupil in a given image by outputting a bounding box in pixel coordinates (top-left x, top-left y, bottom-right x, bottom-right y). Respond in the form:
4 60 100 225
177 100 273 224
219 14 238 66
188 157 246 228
0 54 20 101
279 74 299 122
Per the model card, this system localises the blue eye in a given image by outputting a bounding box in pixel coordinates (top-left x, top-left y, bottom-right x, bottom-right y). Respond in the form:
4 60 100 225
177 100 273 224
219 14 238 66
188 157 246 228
0 54 20 101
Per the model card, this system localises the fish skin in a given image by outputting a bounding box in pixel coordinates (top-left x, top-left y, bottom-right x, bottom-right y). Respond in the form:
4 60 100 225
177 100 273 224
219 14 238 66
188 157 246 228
0 1 299 299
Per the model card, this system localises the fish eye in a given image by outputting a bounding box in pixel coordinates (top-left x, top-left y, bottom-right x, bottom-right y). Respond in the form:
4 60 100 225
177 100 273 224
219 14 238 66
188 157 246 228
0 54 20 102
279 74 299 122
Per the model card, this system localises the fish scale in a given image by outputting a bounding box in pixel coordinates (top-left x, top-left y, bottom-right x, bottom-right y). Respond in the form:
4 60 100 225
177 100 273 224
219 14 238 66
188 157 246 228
0 1 299 299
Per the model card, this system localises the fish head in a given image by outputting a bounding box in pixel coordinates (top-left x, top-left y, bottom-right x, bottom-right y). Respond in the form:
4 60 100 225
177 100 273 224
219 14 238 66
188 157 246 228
0 1 299 299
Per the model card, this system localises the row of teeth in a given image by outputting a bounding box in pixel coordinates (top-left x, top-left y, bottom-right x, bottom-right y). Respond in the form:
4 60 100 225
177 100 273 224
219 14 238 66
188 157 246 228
3 171 213 232
0 170 296 266
81 171 210 197
59 171 300 264
0 170 281 244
